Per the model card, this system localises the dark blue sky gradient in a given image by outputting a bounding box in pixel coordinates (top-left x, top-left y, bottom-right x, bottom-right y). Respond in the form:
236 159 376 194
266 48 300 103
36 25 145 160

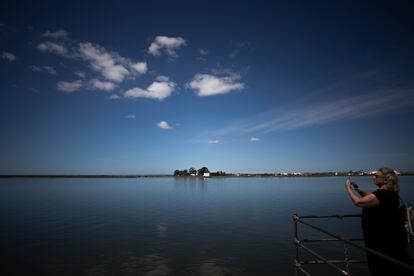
1 1 414 174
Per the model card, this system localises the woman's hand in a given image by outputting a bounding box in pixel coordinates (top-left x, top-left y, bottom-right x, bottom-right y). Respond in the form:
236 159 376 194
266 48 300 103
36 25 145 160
345 178 352 190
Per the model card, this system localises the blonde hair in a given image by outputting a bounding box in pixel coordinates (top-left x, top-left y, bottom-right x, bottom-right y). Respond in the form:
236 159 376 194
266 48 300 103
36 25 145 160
377 167 400 192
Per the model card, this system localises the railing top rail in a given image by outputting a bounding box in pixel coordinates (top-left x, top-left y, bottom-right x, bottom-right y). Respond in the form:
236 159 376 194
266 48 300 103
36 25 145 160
296 214 360 219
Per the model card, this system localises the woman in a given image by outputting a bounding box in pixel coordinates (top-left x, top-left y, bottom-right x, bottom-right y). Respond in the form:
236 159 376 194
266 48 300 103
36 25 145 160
345 167 411 276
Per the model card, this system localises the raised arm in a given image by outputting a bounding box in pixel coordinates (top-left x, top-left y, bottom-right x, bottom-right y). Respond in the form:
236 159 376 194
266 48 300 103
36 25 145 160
346 179 379 208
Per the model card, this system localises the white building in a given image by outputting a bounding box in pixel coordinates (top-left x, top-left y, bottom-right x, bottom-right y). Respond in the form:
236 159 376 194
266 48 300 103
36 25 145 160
203 172 210 177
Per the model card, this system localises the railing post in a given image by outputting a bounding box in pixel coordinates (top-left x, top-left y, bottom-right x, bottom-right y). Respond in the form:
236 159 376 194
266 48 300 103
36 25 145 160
293 213 300 276
343 242 350 274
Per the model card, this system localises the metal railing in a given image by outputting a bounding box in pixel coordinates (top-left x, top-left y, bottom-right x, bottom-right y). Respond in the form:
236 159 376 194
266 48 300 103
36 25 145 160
293 213 414 275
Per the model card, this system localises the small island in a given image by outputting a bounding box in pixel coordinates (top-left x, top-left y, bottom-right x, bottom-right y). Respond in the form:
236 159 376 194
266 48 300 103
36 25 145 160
173 167 226 177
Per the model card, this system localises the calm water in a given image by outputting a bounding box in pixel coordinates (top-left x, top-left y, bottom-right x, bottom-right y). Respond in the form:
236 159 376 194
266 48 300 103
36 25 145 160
1 176 413 275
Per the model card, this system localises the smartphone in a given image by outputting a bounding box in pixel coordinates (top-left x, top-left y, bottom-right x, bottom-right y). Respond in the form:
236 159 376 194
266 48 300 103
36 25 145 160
351 182 359 189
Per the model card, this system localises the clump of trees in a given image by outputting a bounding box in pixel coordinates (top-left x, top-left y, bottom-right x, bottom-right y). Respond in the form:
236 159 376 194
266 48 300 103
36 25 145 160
210 171 226 176
174 169 188 176
174 167 223 176
197 167 209 176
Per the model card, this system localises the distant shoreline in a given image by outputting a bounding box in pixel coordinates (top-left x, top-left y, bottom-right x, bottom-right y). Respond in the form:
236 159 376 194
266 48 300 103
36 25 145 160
1 172 414 179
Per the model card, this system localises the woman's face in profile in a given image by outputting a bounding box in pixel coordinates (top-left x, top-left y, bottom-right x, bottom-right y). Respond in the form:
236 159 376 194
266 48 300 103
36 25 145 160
373 172 386 188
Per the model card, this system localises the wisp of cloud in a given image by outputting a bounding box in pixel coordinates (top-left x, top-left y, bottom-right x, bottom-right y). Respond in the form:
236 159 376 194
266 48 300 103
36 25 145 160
200 89 414 139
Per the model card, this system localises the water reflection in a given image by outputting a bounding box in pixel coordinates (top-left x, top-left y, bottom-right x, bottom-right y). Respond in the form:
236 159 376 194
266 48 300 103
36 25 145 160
193 260 229 276
156 222 168 238
120 253 171 276
174 177 208 191
86 253 242 276
186 256 244 276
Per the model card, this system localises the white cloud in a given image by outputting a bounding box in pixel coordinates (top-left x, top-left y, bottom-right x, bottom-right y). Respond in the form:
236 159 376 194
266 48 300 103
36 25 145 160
43 66 57 75
75 71 85 78
1 51 16 61
131 61 147 74
123 78 176 100
157 121 172 130
126 114 136 119
249 137 260 142
198 49 209 55
148 36 186 58
89 79 116 91
56 80 82 92
30 65 43 72
230 49 239 59
109 94 121 100
187 73 245 96
30 65 56 74
78 43 147 81
208 140 220 144
197 49 210 61
37 41 68 55
78 42 129 83
36 39 147 94
230 41 252 59
155 75 170 82
42 29 69 39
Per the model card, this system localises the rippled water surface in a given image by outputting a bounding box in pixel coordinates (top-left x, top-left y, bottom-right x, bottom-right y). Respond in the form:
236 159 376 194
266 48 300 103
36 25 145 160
1 176 413 275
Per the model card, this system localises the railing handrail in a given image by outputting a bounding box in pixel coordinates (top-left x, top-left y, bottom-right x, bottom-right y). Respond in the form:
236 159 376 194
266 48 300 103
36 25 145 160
298 214 361 219
293 213 414 275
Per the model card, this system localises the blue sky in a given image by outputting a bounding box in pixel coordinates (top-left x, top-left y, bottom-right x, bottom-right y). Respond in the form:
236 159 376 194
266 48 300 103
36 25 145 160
1 1 414 174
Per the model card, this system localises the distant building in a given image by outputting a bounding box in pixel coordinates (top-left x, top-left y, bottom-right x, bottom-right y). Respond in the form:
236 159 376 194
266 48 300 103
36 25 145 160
203 172 210 177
